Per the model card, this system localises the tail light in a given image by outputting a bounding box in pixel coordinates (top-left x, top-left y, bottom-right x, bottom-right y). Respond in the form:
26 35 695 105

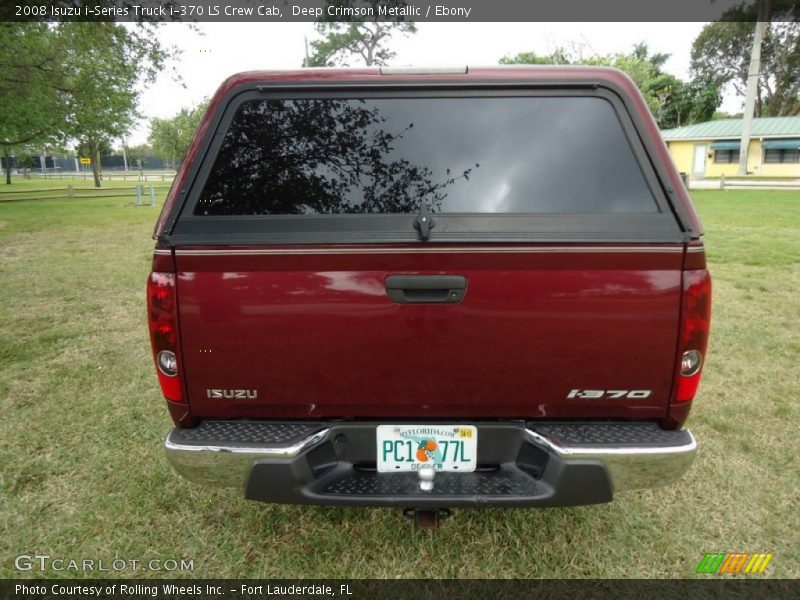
147 272 183 402
672 269 712 404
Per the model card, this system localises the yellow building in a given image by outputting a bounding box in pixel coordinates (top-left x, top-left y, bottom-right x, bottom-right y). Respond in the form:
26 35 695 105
662 116 800 179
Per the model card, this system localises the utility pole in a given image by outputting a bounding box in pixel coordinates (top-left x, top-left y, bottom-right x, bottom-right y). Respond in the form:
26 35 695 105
739 0 770 175
121 138 129 173
304 36 310 66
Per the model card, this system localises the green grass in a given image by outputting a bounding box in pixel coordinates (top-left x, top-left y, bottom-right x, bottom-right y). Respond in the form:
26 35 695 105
1 187 798 579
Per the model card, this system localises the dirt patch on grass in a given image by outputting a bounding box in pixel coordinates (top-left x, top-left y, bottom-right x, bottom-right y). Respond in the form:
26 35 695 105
0 240 36 264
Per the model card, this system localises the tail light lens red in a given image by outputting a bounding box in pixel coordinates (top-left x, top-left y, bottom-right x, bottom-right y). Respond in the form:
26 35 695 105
673 269 712 404
147 272 183 402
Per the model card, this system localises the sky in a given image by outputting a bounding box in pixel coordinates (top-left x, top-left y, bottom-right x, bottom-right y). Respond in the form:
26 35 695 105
129 21 741 146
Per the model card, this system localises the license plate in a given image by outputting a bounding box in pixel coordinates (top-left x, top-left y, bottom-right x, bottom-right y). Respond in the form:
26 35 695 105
376 425 477 473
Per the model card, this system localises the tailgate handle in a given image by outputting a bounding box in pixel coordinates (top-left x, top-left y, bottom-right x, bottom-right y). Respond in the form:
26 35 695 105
385 275 467 304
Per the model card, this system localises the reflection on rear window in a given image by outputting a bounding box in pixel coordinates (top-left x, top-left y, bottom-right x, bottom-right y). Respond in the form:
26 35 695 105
194 97 658 216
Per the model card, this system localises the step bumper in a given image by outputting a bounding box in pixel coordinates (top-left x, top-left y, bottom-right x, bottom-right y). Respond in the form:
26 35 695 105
164 421 697 508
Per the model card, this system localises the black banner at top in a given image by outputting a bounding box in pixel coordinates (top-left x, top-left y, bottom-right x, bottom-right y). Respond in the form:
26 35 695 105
2 0 800 23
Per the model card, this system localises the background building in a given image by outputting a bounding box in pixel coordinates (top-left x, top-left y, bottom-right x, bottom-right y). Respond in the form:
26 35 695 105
662 116 800 179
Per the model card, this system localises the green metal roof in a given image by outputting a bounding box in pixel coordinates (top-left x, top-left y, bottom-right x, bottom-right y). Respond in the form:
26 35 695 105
661 116 800 141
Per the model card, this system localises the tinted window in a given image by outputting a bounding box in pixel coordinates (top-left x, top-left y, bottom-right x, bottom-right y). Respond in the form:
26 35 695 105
714 149 740 164
195 97 658 216
764 149 799 163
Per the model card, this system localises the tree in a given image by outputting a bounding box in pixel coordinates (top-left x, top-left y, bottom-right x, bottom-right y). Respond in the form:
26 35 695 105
58 23 171 187
499 42 719 129
691 2 800 117
500 47 572 66
74 137 113 166
642 74 720 129
303 1 416 66
0 22 174 185
125 143 155 165
0 24 67 184
148 100 209 169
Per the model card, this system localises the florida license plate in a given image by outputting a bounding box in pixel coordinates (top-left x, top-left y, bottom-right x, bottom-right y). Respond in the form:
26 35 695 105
376 425 477 473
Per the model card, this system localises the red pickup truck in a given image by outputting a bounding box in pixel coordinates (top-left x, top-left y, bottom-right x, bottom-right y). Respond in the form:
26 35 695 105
148 66 710 525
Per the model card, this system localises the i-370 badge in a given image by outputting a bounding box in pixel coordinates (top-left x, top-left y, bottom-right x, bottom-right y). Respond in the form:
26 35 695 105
567 389 652 399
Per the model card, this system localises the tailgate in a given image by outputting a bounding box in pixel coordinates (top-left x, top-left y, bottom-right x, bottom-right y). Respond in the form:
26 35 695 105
176 244 682 420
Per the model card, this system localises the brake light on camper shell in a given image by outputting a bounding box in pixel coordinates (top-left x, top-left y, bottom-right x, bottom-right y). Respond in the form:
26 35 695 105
673 269 711 404
147 272 183 402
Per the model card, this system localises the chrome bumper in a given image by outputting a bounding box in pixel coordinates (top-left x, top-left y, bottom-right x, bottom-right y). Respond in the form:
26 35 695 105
524 428 697 491
165 428 329 488
164 422 697 497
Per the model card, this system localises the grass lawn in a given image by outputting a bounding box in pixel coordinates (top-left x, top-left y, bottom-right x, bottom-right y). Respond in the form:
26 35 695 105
1 186 798 578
